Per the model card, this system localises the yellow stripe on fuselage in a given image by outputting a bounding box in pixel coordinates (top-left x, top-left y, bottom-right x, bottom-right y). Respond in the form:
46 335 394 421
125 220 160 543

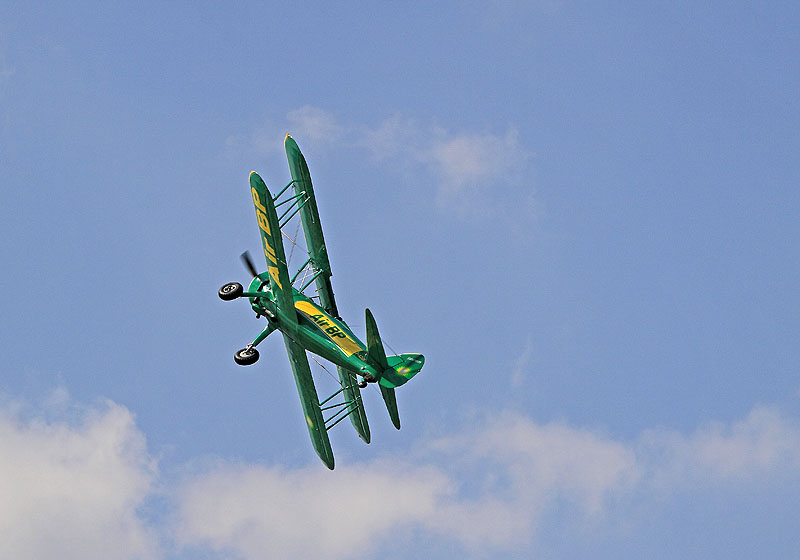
294 300 363 357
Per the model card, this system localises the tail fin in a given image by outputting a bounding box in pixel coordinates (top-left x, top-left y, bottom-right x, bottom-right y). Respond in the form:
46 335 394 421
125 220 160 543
365 308 390 371
365 308 425 429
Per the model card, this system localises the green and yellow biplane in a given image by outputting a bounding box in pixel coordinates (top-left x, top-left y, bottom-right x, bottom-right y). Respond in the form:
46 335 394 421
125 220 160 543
218 135 424 469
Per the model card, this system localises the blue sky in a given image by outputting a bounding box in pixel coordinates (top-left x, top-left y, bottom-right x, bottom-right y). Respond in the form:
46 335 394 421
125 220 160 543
2 2 800 558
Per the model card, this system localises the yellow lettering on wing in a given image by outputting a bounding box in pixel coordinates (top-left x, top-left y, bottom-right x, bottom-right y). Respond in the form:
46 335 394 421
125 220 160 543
264 243 277 264
252 183 283 290
251 187 267 214
256 210 271 235
268 266 282 289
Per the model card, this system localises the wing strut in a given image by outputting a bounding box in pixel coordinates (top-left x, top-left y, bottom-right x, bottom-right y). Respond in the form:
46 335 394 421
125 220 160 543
319 387 364 431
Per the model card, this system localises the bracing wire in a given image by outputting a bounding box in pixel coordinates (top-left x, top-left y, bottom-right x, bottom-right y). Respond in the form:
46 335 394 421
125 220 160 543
283 218 302 268
349 323 413 370
297 266 313 290
310 354 340 383
309 354 381 396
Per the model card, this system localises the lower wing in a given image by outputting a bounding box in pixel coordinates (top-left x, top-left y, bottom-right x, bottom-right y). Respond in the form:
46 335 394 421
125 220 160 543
282 333 335 469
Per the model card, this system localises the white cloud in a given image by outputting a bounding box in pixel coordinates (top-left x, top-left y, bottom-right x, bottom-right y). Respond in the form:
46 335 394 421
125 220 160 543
173 406 800 557
5 390 799 559
640 405 800 488
360 113 420 162
171 412 640 558
227 107 535 215
357 115 533 210
427 127 530 200
286 105 344 145
226 107 345 165
174 460 450 559
0 392 159 560
426 412 641 549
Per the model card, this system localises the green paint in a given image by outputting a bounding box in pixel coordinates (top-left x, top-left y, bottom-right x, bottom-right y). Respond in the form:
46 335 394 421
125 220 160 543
223 138 424 469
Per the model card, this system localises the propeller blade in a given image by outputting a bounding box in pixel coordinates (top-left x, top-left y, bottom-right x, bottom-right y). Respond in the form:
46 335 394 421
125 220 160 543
241 251 259 278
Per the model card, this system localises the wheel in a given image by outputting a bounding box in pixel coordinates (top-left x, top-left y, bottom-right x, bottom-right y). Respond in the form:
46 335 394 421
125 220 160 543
219 282 243 301
357 380 368 389
234 346 259 365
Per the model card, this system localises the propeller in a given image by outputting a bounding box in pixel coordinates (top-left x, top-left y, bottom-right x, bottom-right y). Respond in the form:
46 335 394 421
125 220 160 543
241 251 259 278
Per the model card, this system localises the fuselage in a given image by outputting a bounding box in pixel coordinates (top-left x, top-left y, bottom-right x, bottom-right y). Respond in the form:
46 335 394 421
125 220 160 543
247 275 379 379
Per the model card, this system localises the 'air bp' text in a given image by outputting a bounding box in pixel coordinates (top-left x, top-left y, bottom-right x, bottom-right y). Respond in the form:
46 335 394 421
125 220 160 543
251 185 283 289
294 300 364 357
309 313 347 338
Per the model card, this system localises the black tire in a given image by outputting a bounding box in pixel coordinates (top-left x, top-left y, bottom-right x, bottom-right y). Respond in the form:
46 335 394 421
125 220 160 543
357 380 368 389
219 282 243 301
234 346 259 365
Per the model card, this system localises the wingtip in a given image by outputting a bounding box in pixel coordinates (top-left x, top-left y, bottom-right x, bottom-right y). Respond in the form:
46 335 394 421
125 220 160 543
314 442 335 470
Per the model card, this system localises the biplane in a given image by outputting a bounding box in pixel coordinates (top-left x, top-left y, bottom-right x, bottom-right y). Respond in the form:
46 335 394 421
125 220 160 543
218 135 424 469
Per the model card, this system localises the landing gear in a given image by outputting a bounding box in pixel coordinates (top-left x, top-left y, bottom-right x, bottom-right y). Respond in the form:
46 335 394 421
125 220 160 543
234 346 259 365
219 282 243 301
362 373 376 383
357 380 368 389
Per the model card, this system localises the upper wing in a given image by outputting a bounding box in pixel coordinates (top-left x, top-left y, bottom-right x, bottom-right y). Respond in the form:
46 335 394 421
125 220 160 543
285 135 371 443
249 171 295 316
282 333 335 469
285 135 335 311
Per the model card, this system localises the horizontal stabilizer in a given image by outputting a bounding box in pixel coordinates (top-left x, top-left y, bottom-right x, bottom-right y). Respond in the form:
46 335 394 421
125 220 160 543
382 353 425 388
